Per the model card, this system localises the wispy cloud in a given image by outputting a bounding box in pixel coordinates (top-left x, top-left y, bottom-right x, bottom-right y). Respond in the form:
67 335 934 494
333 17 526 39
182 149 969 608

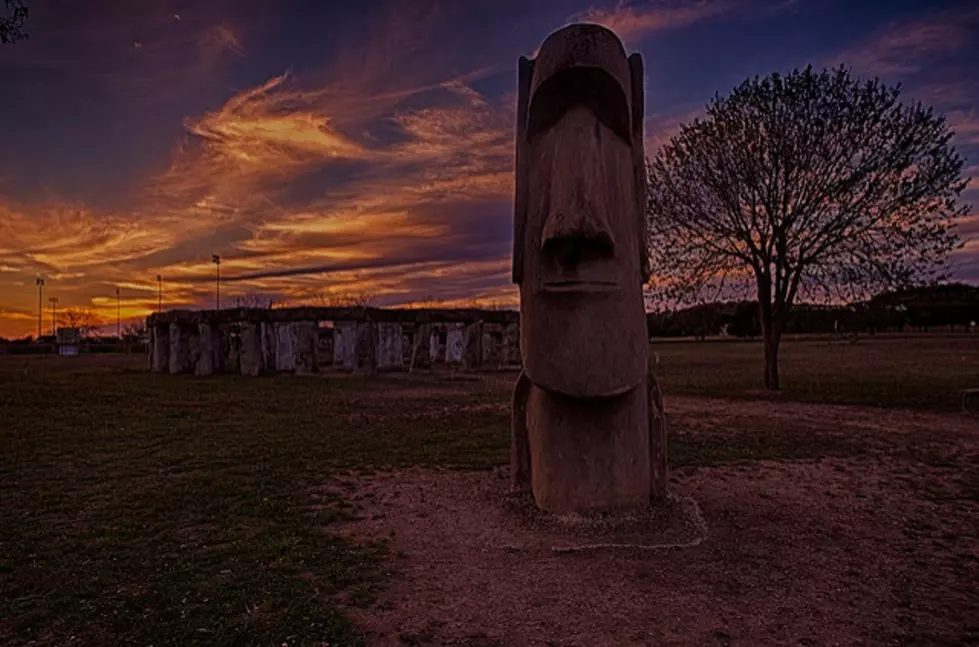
832 7 979 78
571 0 731 45
948 110 979 146
0 13 516 337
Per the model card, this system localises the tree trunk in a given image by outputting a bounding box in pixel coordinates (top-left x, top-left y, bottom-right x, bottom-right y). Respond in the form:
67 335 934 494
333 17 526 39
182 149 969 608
762 327 781 390
757 294 782 391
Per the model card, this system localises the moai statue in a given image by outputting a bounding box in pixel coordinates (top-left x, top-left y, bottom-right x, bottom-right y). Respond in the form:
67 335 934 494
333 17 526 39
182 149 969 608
511 24 667 514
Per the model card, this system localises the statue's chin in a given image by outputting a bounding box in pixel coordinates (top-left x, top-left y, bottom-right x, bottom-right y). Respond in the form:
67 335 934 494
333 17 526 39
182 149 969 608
519 298 649 400
526 373 640 400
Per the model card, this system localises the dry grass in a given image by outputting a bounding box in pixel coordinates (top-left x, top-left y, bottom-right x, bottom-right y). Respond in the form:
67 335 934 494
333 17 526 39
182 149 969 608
0 334 976 645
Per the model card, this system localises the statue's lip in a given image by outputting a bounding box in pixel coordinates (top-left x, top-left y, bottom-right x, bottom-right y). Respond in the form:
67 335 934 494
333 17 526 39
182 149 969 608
541 280 618 293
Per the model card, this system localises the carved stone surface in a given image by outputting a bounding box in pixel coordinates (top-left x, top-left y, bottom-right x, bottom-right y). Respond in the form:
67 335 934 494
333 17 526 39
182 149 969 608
462 322 481 368
511 24 666 513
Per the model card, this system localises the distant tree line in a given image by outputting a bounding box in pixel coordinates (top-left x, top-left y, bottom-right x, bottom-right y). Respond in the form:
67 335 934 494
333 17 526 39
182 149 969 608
647 283 979 339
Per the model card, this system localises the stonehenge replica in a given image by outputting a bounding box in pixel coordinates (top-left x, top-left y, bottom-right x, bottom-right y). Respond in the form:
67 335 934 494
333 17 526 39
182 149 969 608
146 307 520 376
510 24 668 514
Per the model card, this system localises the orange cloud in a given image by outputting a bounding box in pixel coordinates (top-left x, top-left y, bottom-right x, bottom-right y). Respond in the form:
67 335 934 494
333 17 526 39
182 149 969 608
0 55 517 338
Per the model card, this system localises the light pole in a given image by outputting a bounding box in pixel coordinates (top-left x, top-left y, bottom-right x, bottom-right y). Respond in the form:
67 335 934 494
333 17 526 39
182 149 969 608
115 287 121 339
156 274 163 312
49 297 58 336
211 255 221 311
35 277 44 340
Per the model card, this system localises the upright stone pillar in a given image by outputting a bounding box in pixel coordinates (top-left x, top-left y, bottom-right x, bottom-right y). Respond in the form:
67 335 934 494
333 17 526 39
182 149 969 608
188 325 201 373
333 322 356 371
510 24 667 513
275 322 297 373
462 322 482 369
445 324 465 365
195 323 216 376
375 322 404 371
223 324 239 374
410 323 431 372
429 325 443 364
502 322 521 368
214 324 229 374
481 323 502 368
151 323 170 373
294 321 318 375
169 322 193 374
239 322 263 376
261 322 277 373
355 321 376 373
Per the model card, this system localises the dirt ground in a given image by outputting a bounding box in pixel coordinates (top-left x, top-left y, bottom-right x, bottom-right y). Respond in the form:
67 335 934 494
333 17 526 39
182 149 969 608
330 397 979 647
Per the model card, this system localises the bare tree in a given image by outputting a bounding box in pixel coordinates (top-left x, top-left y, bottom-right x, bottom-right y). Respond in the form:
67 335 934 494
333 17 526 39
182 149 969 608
59 308 103 338
646 65 968 390
313 292 376 307
122 322 146 340
0 0 28 44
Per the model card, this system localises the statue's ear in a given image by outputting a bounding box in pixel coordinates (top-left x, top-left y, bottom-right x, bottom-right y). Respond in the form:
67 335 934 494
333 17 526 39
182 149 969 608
513 55 534 284
629 53 649 282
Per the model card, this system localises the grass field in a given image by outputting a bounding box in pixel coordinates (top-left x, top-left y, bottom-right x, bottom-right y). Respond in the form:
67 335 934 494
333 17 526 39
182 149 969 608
653 333 979 411
1 334 976 645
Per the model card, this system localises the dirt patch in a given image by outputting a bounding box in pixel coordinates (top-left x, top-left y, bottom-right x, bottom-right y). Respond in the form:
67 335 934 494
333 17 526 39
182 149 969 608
665 394 979 442
331 455 978 646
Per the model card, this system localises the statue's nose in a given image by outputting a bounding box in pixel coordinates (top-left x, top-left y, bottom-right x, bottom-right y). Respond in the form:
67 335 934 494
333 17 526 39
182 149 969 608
541 203 616 268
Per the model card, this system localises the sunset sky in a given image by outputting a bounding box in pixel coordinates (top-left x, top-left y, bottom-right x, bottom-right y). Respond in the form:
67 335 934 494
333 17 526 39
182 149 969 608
1 0 976 338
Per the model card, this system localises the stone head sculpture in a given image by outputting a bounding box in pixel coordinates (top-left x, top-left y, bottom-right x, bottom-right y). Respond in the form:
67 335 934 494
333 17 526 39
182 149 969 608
513 23 649 398
511 24 667 513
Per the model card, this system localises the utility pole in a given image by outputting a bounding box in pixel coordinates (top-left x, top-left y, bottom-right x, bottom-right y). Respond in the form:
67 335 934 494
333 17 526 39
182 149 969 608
211 255 221 311
49 297 58 336
116 287 121 339
156 274 163 312
35 277 44 340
